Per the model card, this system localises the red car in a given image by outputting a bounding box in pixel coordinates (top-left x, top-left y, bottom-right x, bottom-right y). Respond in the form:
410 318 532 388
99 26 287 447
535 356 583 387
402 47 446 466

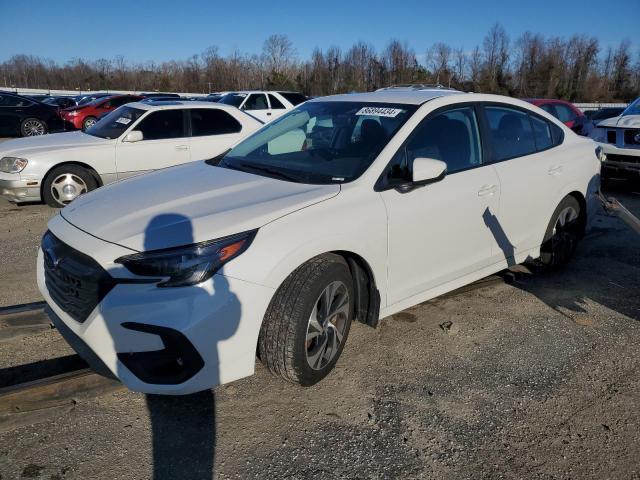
523 98 592 136
60 94 143 130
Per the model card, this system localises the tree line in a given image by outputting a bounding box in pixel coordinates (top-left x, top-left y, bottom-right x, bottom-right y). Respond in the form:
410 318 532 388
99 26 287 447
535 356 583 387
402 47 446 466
1 25 638 102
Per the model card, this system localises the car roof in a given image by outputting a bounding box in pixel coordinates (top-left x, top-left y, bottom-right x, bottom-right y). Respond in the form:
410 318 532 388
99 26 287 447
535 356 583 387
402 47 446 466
127 100 245 112
309 88 464 105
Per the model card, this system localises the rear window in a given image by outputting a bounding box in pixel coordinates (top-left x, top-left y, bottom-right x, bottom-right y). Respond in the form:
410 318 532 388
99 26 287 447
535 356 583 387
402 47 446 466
190 109 242 136
278 92 308 106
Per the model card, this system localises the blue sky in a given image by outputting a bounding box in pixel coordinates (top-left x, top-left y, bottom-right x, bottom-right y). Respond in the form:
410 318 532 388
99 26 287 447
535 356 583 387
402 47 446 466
0 0 638 64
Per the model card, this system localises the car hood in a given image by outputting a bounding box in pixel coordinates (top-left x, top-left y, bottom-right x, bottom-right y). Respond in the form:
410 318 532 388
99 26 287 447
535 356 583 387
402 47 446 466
596 114 640 128
60 161 340 252
0 131 111 158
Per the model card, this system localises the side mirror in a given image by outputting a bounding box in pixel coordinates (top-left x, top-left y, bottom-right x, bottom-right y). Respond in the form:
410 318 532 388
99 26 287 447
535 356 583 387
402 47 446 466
412 157 447 185
123 130 143 143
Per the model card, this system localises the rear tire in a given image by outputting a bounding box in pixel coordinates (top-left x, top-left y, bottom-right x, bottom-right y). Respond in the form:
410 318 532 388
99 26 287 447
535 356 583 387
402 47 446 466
42 165 97 208
21 118 47 136
538 196 582 269
258 254 354 386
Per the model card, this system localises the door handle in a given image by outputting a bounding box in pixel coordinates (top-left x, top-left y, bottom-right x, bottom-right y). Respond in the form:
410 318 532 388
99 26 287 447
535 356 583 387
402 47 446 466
478 184 498 197
548 165 563 175
267 112 272 116
175 145 189 151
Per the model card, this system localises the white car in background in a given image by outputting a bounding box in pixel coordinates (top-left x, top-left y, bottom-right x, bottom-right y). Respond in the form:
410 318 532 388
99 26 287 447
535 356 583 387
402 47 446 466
218 91 307 123
39 89 601 395
0 101 262 207
591 97 640 182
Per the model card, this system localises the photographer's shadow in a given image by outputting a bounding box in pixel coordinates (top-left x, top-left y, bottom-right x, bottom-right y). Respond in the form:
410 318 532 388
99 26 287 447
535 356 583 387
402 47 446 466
132 213 242 479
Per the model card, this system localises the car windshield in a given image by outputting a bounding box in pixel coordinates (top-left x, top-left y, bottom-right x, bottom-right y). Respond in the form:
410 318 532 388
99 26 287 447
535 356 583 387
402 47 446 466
85 106 146 139
218 101 417 184
621 98 640 116
218 93 246 107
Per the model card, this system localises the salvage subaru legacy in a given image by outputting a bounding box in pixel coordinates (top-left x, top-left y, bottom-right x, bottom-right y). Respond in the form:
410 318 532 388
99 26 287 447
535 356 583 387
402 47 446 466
38 88 601 394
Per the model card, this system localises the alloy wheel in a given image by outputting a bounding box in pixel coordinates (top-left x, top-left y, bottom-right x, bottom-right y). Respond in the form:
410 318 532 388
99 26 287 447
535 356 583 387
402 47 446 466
23 119 45 136
305 280 350 370
50 173 88 205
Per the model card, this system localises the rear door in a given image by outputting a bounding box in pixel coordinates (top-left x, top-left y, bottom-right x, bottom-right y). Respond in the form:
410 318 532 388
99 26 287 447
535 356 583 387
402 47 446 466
480 103 566 262
187 108 247 160
267 94 288 120
115 109 190 178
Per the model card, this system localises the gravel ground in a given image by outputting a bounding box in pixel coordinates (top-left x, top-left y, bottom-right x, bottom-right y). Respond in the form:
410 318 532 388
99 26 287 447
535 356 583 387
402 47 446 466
0 182 639 480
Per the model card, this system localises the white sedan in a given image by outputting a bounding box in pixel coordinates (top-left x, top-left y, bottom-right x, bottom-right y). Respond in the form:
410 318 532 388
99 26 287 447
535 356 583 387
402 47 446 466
217 91 307 123
0 101 262 207
38 88 601 394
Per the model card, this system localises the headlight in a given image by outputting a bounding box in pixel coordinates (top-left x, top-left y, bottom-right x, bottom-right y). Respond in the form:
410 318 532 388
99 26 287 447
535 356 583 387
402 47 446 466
595 146 606 163
0 157 28 173
115 230 257 287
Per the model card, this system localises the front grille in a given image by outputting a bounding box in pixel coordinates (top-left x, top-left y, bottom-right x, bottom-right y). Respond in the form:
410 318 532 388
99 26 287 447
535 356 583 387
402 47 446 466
42 231 116 323
607 130 617 144
605 154 640 165
623 129 640 146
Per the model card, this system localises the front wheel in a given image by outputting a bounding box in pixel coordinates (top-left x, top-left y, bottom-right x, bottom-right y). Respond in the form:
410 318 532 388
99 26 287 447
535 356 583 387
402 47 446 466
538 196 582 269
258 254 354 386
42 165 98 208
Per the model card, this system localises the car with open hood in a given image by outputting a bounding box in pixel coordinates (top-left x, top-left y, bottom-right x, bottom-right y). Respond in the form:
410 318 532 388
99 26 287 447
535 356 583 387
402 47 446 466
591 97 640 182
38 88 601 395
0 101 262 206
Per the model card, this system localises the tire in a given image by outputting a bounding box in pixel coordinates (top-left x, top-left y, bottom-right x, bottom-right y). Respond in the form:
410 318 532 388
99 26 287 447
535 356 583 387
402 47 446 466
20 118 47 137
82 116 97 130
538 196 582 269
258 254 354 386
42 165 98 208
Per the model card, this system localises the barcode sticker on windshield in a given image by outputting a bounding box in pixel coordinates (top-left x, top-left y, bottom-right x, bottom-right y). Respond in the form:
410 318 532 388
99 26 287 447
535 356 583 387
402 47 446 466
115 117 132 125
355 107 403 117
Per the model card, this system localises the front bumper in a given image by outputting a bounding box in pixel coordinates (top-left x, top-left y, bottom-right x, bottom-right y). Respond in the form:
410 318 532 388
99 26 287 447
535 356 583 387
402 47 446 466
0 172 41 202
38 217 275 395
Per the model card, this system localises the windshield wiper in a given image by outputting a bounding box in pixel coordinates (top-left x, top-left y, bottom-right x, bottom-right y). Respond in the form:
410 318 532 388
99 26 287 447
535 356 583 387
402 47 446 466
233 162 301 183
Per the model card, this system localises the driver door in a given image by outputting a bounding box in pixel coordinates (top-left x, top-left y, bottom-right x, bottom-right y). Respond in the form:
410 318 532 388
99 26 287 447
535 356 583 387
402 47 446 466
379 105 501 306
115 109 190 179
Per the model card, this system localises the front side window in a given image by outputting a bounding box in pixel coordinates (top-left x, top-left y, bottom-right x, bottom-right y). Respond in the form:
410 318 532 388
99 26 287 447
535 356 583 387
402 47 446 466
244 94 268 110
190 109 242 136
0 95 33 107
136 109 186 140
218 101 416 184
85 106 146 139
484 106 536 161
380 106 482 188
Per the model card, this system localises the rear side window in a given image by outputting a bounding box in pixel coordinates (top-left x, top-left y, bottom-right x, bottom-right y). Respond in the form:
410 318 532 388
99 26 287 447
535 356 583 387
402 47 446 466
268 94 286 109
530 115 553 151
190 109 242 136
0 95 33 107
136 110 186 140
278 92 307 106
484 106 537 161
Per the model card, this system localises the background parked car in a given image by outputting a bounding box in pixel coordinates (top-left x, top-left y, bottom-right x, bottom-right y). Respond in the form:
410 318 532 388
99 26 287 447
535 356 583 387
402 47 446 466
75 92 113 106
139 97 185 104
591 97 640 184
60 94 143 130
523 98 593 136
42 96 77 109
218 91 307 122
585 107 626 124
0 100 263 207
140 92 181 99
25 94 50 102
0 91 64 137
